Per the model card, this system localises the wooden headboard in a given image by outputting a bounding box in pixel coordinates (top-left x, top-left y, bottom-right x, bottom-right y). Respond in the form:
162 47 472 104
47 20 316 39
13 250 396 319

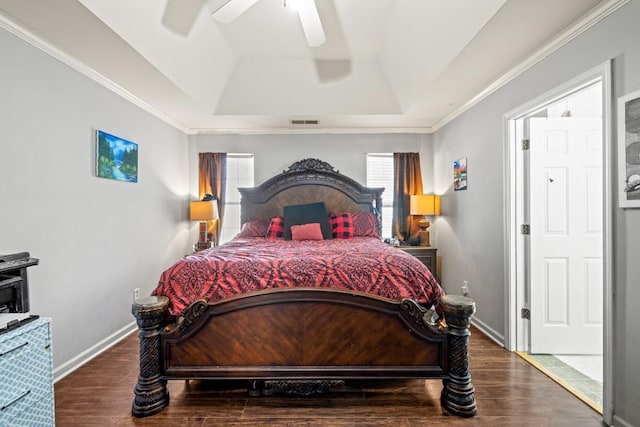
239 159 383 226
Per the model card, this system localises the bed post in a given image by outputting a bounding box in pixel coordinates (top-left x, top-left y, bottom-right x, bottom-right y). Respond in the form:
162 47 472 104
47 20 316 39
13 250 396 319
131 296 170 417
440 294 476 417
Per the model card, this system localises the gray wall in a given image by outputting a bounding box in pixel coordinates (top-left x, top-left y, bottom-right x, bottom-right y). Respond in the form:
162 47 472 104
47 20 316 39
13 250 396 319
0 28 190 373
190 133 431 187
189 133 433 241
431 1 640 425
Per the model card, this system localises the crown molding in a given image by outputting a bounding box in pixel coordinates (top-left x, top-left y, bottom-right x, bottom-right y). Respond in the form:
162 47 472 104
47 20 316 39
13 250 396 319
430 0 630 133
0 11 193 134
191 126 432 135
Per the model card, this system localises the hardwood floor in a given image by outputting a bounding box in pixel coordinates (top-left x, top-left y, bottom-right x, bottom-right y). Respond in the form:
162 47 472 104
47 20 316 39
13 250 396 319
54 327 603 426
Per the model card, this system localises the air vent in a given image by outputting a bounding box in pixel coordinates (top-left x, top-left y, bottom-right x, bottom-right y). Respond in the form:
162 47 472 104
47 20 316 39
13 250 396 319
290 120 319 125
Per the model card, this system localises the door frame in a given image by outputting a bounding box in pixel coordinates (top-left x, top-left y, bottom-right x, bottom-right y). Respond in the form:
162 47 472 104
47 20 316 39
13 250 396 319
502 60 613 423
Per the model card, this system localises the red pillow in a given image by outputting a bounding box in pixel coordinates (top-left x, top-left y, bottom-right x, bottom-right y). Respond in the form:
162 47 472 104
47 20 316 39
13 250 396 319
290 223 324 240
352 212 381 238
266 216 285 239
329 213 354 239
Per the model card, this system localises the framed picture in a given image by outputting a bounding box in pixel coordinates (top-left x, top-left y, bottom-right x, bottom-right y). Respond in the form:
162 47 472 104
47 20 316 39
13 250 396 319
96 130 138 183
617 90 640 207
454 157 467 191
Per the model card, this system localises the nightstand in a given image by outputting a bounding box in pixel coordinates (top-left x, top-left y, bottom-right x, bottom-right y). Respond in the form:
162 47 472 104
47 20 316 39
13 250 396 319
399 246 438 282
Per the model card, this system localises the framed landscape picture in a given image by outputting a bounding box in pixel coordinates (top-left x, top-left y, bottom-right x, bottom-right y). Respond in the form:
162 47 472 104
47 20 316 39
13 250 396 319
96 130 138 183
618 89 640 207
454 157 467 191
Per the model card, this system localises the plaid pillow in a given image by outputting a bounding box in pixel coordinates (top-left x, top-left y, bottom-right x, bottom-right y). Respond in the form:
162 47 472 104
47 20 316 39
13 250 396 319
329 213 354 239
352 212 381 238
237 219 269 238
266 216 285 239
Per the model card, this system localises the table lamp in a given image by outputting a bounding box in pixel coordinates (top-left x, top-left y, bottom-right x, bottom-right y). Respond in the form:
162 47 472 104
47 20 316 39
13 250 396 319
190 199 218 251
409 194 441 246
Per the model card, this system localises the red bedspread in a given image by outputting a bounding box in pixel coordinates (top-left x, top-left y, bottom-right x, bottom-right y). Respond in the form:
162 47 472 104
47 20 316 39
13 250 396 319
153 237 443 316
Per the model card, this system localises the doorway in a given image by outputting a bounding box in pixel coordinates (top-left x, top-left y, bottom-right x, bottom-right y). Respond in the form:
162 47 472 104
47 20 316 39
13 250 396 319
504 62 613 424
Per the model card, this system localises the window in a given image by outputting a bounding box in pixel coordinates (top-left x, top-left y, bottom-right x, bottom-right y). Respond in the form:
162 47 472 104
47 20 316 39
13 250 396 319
366 153 393 238
220 154 254 243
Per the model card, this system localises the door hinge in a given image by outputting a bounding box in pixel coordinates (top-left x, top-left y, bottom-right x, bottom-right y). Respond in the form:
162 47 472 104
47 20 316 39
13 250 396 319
521 224 530 235
522 139 530 150
521 307 530 319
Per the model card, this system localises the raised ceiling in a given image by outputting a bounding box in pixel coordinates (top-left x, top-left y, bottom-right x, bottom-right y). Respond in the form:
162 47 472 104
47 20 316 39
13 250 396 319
0 0 612 133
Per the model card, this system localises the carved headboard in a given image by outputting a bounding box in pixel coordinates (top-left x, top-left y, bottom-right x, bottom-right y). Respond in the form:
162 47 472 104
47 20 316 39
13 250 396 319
238 159 383 227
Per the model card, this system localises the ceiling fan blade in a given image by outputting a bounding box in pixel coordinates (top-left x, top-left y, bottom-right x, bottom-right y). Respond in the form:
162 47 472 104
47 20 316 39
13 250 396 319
291 0 326 47
205 0 260 24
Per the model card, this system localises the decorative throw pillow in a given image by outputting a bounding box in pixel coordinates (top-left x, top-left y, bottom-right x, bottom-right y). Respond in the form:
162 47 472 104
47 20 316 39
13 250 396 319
283 202 332 240
290 223 324 240
265 216 285 239
329 213 354 239
352 212 381 238
237 219 269 238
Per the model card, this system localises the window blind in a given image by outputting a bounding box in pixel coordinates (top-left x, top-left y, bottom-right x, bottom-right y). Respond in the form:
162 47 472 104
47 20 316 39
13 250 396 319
366 153 393 238
220 154 254 243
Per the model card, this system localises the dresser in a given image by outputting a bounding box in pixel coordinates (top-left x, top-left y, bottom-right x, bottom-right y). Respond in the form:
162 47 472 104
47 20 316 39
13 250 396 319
399 246 439 282
0 317 54 426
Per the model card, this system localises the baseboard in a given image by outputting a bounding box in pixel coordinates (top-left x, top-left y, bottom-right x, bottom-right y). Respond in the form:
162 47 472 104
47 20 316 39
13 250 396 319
613 414 635 427
53 321 137 383
471 317 505 347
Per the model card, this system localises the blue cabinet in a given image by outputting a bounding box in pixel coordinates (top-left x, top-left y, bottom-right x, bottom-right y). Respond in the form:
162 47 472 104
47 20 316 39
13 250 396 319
0 317 54 426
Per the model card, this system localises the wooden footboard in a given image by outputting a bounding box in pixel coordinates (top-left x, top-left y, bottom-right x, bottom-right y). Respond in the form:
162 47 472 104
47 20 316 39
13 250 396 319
131 289 476 418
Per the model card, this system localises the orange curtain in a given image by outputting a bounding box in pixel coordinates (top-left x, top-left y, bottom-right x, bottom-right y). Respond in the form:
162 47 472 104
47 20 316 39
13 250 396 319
392 152 423 242
198 153 227 245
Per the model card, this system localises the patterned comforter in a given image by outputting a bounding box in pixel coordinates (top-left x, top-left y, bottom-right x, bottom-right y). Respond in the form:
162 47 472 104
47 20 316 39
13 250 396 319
153 236 443 316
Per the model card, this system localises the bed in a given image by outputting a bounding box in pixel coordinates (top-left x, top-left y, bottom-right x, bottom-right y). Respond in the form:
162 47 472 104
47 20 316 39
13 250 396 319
131 158 476 418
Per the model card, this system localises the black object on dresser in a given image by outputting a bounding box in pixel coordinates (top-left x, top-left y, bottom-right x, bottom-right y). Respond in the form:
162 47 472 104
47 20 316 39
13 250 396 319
0 252 39 313
398 246 438 282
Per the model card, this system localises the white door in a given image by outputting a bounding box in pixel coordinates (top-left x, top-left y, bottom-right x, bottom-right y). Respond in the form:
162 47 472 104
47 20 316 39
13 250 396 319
529 117 603 354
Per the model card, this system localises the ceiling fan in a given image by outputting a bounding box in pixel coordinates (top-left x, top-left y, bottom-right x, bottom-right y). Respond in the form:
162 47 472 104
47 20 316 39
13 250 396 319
205 0 326 47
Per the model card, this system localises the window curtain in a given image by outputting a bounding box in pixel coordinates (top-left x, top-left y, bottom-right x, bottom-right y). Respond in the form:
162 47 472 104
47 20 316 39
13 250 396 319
198 152 227 245
392 152 423 242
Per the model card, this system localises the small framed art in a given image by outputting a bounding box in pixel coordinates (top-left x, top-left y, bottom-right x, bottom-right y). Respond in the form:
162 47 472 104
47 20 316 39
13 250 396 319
618 89 640 207
96 130 138 183
454 157 467 191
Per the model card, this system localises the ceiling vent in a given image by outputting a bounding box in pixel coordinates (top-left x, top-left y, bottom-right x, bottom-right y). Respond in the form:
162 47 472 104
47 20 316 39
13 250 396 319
290 119 319 125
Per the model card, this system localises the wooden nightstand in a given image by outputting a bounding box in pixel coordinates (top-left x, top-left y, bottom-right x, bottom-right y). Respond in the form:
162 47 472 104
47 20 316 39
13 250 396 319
399 246 438 282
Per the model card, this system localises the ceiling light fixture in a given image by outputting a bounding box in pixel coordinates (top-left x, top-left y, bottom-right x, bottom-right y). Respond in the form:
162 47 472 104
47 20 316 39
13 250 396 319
205 0 325 47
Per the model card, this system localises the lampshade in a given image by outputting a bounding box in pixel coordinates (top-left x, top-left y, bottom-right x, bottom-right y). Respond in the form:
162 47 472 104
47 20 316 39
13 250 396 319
190 200 219 221
410 194 441 216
